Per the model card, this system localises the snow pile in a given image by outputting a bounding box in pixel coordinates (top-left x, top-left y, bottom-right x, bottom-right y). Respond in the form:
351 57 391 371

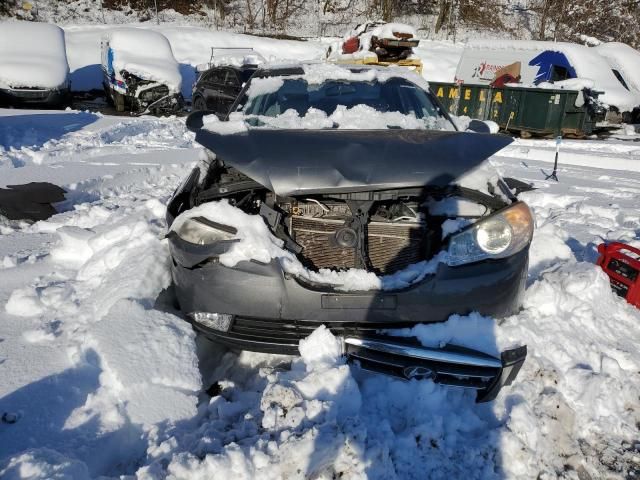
3 106 640 479
462 39 640 111
0 448 90 480
199 48 266 70
371 22 417 40
595 42 640 93
140 326 364 479
0 21 69 89
103 27 182 92
171 200 447 291
240 105 450 130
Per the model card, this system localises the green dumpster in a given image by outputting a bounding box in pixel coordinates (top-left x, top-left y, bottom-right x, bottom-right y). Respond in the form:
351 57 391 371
429 82 599 137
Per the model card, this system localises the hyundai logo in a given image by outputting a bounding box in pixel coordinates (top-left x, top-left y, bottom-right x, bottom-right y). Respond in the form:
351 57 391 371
403 366 435 380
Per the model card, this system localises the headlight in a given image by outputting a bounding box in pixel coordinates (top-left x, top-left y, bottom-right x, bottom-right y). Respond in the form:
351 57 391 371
447 202 533 266
173 216 237 245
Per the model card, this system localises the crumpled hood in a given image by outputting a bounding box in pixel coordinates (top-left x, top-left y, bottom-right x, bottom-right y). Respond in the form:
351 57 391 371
193 128 513 197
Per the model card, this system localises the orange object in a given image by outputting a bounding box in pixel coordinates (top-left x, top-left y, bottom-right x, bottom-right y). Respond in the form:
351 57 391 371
342 37 360 54
597 242 640 307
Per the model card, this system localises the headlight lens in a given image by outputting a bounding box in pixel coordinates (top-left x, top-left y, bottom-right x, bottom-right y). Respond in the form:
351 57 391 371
173 216 237 245
447 202 533 266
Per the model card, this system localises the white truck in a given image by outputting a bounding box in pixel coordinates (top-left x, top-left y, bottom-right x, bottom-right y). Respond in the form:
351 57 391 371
454 40 640 122
101 28 183 114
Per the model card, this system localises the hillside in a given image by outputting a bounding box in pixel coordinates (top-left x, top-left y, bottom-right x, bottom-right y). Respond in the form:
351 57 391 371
2 0 640 46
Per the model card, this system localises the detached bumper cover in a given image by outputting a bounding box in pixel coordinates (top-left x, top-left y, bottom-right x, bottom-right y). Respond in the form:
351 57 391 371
342 335 526 403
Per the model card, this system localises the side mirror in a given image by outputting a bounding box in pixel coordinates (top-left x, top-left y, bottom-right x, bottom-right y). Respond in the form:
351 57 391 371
467 119 491 134
185 110 226 131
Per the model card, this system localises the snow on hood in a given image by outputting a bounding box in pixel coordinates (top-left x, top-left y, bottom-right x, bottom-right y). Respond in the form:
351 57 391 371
191 128 513 197
595 42 640 93
0 21 69 89
102 28 182 92
466 39 639 111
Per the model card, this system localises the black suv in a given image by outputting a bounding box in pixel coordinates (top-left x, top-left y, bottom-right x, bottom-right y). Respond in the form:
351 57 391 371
192 65 257 116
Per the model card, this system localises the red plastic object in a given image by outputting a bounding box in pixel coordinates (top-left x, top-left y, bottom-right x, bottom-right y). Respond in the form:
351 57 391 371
342 37 360 54
597 242 640 307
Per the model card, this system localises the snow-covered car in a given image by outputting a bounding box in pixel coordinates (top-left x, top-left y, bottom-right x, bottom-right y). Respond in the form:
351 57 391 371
101 28 183 114
0 21 71 108
455 40 640 122
594 42 640 119
166 63 532 402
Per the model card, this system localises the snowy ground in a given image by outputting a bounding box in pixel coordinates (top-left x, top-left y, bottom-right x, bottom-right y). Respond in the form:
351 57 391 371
0 107 639 480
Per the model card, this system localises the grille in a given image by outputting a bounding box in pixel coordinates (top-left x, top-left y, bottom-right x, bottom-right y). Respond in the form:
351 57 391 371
291 216 424 274
10 89 49 99
229 317 413 347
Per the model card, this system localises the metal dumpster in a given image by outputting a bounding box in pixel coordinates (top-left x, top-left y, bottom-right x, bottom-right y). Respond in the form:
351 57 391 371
429 82 601 137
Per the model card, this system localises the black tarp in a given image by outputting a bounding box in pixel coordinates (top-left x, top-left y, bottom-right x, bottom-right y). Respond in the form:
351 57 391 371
0 183 66 221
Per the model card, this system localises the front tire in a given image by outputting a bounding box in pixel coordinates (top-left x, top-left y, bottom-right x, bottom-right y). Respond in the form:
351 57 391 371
193 96 206 111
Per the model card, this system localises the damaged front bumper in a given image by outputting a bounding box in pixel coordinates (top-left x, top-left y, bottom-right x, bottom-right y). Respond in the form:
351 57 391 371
169 233 529 402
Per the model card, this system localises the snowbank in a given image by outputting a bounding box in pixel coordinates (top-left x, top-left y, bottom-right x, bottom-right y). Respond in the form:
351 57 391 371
462 39 640 111
103 28 182 92
0 21 69 89
2 107 640 479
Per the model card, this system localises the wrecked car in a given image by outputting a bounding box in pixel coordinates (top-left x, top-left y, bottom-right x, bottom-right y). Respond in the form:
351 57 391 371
193 48 264 115
101 28 183 115
0 21 71 108
166 63 532 402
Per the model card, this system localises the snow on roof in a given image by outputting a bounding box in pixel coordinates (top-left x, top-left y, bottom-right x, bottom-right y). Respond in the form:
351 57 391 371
0 21 69 89
595 42 640 93
370 22 417 40
102 28 182 92
195 48 266 72
465 39 639 111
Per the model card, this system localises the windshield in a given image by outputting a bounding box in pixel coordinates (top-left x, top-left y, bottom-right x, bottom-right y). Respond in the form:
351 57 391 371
241 77 452 129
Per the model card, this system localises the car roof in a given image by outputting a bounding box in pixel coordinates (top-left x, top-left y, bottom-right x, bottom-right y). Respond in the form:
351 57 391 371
252 62 389 79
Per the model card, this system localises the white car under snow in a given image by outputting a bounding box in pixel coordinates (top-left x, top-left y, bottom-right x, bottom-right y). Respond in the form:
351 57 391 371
101 28 183 114
0 21 70 107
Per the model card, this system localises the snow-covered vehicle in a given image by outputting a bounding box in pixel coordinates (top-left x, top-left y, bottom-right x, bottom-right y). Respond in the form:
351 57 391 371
327 22 423 74
166 63 531 402
595 42 640 118
101 28 183 114
455 40 640 122
0 21 70 108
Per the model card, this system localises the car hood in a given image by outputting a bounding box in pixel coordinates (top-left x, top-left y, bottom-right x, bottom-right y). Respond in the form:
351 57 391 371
0 58 68 90
193 128 513 197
